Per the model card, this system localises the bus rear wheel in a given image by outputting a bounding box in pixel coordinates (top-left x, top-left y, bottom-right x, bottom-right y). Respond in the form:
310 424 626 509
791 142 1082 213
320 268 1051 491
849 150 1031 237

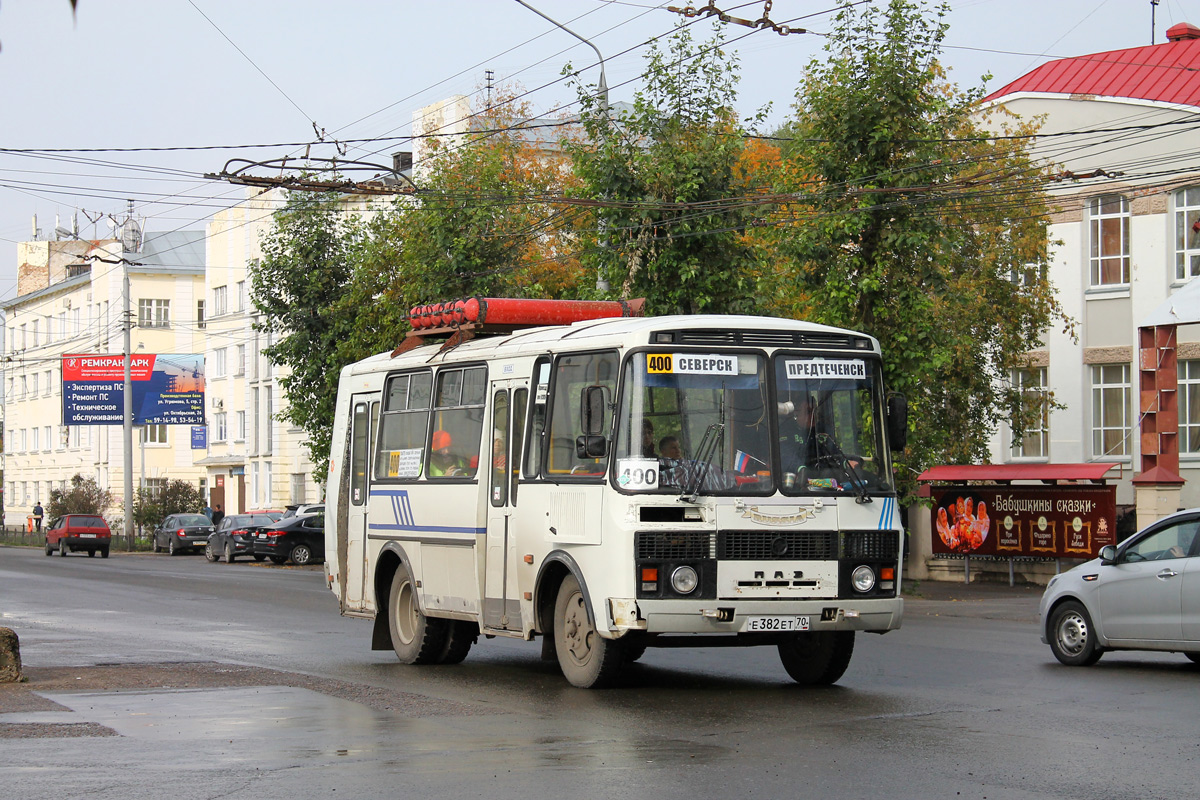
778 631 854 686
553 574 624 688
388 567 447 665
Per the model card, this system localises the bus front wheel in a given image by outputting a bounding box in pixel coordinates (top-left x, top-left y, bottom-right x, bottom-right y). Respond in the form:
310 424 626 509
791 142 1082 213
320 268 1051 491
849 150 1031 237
388 567 447 665
778 631 855 686
553 574 624 688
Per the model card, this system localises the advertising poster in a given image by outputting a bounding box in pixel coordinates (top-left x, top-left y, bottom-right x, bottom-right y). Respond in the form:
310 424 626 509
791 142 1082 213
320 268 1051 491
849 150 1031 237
930 485 1117 559
62 354 205 426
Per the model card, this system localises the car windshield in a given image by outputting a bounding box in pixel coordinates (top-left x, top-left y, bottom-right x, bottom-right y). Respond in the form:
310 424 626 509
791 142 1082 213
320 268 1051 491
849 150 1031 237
175 515 211 526
614 352 773 496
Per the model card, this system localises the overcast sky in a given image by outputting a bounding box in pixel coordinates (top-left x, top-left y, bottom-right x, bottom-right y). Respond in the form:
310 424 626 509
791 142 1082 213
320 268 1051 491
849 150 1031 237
0 0 1187 302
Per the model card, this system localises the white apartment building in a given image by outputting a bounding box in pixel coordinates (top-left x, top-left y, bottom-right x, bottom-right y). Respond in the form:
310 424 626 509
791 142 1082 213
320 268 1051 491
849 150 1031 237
983 23 1200 518
2 227 206 526
196 187 318 514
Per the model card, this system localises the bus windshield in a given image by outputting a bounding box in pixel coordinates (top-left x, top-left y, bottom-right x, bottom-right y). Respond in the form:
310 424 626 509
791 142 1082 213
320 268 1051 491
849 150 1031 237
771 353 894 495
613 350 895 496
614 352 773 496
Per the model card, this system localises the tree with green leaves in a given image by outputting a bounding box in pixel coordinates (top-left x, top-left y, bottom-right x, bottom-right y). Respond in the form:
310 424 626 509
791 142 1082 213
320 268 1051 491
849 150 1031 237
48 474 113 519
250 189 364 481
332 88 588 365
567 23 763 315
133 479 203 532
759 0 1069 492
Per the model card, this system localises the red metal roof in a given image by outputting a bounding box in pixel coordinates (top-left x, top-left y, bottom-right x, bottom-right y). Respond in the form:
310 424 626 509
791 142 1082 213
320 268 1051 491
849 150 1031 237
984 27 1200 108
918 464 1120 483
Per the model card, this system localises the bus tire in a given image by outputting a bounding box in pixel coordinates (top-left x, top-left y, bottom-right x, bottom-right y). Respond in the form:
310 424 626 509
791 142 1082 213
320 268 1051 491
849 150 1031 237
778 631 854 686
437 620 478 665
554 574 624 688
387 566 447 665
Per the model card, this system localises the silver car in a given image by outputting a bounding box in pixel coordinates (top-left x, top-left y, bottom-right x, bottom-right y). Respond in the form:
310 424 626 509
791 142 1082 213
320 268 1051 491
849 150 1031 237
1040 508 1200 666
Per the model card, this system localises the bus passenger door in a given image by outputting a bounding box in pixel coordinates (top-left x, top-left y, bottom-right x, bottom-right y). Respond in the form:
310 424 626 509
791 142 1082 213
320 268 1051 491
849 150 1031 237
484 381 527 631
346 393 378 612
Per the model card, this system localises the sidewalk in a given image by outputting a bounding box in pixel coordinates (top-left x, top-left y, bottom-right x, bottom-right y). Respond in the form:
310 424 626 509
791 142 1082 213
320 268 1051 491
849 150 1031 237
903 577 1043 622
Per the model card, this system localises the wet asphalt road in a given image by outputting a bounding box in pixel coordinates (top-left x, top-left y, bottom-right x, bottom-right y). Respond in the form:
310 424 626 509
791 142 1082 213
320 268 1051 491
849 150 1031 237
2 545 1199 800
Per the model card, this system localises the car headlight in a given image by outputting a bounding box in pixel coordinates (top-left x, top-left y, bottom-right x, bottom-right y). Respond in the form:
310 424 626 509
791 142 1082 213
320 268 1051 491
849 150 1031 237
851 565 876 593
670 566 699 594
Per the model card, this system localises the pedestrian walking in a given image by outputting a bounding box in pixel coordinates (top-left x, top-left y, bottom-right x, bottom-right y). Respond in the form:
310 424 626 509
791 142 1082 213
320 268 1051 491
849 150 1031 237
32 502 43 532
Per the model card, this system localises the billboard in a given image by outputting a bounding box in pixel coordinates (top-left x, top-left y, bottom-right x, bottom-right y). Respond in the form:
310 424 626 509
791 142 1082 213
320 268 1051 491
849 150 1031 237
62 354 205 426
930 485 1118 559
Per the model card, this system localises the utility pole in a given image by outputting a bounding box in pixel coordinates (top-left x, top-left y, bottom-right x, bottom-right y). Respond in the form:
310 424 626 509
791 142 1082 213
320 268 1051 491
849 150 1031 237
1152 0 1160 44
123 257 133 548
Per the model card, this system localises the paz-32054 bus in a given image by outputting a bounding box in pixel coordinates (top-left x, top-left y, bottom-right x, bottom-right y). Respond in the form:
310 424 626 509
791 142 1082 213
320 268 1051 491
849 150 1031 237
325 298 907 688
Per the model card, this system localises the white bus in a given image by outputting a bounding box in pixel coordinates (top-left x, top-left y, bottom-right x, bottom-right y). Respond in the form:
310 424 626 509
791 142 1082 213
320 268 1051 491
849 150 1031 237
325 299 908 688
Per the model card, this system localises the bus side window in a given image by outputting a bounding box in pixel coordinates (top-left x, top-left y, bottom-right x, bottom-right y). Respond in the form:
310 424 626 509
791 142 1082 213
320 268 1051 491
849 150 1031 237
524 358 550 479
351 401 369 505
490 391 509 507
374 371 431 480
511 388 527 502
547 351 618 477
428 366 486 479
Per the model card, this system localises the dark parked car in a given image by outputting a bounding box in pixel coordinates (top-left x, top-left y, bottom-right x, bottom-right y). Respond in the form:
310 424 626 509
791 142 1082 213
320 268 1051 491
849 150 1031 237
253 514 324 565
44 514 112 558
205 513 277 563
281 503 323 520
153 513 215 555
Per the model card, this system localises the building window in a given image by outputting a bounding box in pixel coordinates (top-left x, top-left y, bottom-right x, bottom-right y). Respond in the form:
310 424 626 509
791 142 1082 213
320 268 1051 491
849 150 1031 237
138 299 170 328
197 299 206 330
1092 363 1131 458
44 426 51 451
236 280 246 312
31 373 38 396
213 412 227 442
263 461 272 507
1174 187 1200 281
145 477 167 501
235 344 246 376
264 387 273 454
1088 195 1130 286
30 319 39 348
212 285 228 316
44 370 52 396
251 462 260 508
1181 359 1200 455
290 472 306 504
141 424 167 445
235 411 246 442
31 427 39 450
213 347 227 378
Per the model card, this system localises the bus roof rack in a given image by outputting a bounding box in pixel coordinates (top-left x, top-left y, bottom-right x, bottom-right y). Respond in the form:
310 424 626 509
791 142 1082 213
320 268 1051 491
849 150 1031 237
394 297 645 356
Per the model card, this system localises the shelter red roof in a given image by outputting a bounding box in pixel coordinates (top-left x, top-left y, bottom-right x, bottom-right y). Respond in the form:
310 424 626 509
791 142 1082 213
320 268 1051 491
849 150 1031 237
918 464 1119 483
984 24 1200 108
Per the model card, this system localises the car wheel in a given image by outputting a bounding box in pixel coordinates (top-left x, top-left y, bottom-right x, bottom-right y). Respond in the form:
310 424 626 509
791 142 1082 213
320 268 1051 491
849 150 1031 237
253 554 266 562
778 631 855 686
204 543 218 563
1185 652 1200 665
100 549 109 558
153 538 161 553
269 556 288 565
289 544 313 566
168 538 177 556
387 566 447 664
224 542 235 563
59 539 68 557
44 538 52 556
554 573 624 688
87 550 95 557
1048 600 1103 666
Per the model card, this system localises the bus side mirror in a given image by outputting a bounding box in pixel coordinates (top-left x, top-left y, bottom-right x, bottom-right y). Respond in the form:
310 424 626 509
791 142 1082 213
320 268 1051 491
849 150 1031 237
576 435 608 459
887 394 908 451
581 385 609 436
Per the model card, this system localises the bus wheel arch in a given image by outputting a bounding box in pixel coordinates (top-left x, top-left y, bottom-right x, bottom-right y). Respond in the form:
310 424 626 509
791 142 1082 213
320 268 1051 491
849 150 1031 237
534 551 595 635
371 544 408 651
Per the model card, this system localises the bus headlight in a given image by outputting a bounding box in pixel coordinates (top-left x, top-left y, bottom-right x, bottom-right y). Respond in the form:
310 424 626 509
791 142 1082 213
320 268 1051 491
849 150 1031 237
851 565 876 593
670 566 699 594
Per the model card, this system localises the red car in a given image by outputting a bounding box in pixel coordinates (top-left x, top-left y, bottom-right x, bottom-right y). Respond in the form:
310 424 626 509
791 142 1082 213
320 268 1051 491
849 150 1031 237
44 514 112 558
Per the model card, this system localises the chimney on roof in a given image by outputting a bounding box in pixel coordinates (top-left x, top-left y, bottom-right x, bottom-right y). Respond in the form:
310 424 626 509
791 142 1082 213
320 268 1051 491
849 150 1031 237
1166 22 1200 41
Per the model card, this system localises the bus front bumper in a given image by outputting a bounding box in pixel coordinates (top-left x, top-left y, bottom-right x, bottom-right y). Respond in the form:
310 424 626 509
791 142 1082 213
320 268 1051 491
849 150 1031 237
609 597 903 635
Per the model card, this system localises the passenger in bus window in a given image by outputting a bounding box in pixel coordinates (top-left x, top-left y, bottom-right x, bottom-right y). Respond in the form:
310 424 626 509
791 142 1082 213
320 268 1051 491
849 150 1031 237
659 435 682 460
492 436 506 470
429 429 467 477
641 419 657 458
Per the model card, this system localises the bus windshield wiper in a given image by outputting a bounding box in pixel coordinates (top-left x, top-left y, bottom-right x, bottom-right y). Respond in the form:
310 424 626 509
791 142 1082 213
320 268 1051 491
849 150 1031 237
680 421 724 503
816 433 872 505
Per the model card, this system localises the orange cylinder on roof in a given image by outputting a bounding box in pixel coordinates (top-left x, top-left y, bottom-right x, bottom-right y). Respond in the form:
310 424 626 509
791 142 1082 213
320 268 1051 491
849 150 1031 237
408 297 643 330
